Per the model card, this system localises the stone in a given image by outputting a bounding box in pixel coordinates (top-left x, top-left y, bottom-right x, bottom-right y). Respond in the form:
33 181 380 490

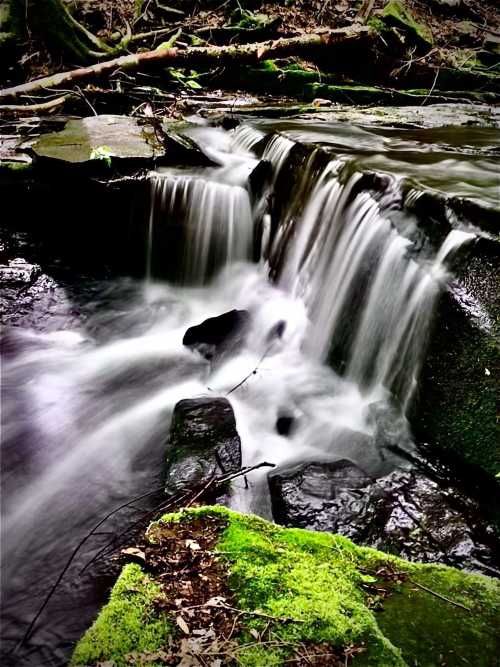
269 460 499 575
183 309 250 360
276 414 294 436
0 257 41 285
31 115 165 164
382 1 433 47
269 459 372 526
164 397 242 495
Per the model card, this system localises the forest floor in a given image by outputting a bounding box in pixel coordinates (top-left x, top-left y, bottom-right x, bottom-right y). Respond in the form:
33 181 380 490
1 0 499 116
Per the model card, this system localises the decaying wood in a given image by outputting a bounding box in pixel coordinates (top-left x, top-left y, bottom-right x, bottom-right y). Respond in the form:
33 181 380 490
0 94 72 115
0 27 371 102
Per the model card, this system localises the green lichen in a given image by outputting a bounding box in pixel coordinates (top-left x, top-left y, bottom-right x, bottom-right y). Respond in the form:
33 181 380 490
71 563 169 666
382 0 433 46
72 507 500 666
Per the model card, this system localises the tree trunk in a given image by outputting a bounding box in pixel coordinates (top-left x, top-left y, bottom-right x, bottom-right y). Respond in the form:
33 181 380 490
27 0 111 63
0 26 371 101
0 0 24 54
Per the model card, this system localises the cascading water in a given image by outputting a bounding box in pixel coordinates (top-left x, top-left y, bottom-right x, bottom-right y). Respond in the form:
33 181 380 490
1 118 481 666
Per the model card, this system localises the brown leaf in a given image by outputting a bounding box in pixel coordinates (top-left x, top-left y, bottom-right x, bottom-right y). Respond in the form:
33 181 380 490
176 615 190 635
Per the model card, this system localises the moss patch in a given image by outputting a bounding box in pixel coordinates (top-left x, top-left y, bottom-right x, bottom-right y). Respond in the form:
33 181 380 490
71 563 169 666
72 506 500 666
382 1 433 46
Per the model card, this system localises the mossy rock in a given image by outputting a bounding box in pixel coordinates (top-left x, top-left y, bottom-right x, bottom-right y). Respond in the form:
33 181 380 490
71 563 170 665
413 284 500 478
72 506 500 666
381 0 433 47
31 115 165 165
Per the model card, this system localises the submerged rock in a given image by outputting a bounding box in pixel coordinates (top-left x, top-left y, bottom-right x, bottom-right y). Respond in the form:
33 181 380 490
183 309 250 360
164 397 241 495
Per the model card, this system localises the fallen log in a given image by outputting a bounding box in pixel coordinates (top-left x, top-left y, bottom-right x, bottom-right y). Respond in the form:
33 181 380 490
0 27 371 102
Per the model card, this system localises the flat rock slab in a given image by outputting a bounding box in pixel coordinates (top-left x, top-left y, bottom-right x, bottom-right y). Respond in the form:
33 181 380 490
31 115 165 164
165 396 241 495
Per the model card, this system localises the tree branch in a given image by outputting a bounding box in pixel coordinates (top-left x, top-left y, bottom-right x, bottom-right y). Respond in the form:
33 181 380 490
0 27 371 101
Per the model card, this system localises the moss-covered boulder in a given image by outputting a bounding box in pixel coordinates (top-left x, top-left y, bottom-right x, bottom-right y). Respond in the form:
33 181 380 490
72 506 500 667
381 1 433 48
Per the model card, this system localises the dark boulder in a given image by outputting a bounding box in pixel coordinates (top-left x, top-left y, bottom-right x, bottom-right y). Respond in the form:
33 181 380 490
164 397 242 495
183 309 250 360
268 460 499 575
269 459 372 526
276 414 295 436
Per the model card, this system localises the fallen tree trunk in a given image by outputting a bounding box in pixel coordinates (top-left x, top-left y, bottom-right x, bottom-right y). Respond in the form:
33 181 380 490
0 27 371 101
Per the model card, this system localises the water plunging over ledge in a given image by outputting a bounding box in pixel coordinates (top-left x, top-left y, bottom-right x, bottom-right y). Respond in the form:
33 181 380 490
1 116 493 666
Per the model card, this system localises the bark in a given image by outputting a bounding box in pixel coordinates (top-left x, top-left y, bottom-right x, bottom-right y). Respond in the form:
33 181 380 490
27 0 112 63
0 26 371 101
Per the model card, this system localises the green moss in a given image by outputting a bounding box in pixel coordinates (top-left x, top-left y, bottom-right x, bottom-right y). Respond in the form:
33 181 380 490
71 563 169 666
73 507 500 666
0 160 32 173
378 565 500 667
382 0 433 46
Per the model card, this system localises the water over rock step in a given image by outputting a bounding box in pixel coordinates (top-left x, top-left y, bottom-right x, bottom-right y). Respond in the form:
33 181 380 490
71 506 500 667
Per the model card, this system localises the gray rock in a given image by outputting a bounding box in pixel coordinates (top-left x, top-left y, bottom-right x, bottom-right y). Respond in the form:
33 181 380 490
0 258 41 285
31 115 165 164
164 397 241 495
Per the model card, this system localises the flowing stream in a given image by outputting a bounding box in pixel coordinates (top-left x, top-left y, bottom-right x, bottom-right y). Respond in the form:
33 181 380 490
1 115 495 665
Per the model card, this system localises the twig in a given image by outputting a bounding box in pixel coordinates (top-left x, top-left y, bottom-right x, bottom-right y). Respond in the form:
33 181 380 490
215 461 276 484
421 68 439 106
409 578 471 611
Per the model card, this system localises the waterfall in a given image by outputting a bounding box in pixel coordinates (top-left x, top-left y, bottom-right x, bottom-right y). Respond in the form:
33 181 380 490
274 157 475 409
148 173 253 284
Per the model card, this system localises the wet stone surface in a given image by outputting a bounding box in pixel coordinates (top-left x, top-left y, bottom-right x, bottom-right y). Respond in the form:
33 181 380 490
268 460 500 576
165 397 242 495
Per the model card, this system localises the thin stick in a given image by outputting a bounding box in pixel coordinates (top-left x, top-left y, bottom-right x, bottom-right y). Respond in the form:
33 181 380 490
216 461 276 483
421 68 439 106
409 578 471 611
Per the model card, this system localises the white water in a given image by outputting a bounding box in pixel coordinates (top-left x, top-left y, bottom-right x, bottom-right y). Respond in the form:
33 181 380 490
1 120 478 663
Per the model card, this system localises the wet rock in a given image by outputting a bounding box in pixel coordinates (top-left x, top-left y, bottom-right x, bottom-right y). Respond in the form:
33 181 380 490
183 309 250 360
411 273 500 478
269 462 499 575
164 397 241 495
276 414 295 436
0 257 41 285
269 459 372 526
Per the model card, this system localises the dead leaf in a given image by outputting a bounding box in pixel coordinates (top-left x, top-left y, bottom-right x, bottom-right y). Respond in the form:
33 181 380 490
185 539 201 551
249 628 260 640
120 547 146 562
176 615 190 635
